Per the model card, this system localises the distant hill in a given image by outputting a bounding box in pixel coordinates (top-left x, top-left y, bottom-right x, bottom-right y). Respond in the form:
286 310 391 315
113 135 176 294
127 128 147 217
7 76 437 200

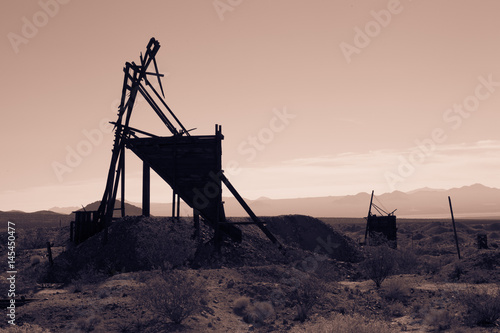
0 200 144 229
122 183 500 219
49 206 80 215
0 210 73 229
79 200 143 217
5 184 500 221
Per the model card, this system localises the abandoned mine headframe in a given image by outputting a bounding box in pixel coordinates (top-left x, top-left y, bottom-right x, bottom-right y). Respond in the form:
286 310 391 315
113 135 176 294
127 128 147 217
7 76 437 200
70 37 280 249
364 190 397 249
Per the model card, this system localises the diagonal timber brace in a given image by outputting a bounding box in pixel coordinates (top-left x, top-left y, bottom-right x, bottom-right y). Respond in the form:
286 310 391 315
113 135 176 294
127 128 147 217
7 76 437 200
219 173 282 248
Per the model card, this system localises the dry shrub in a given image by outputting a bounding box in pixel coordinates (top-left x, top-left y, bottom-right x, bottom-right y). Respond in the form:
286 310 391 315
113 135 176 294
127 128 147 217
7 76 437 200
16 260 49 294
289 275 324 322
359 245 396 288
18 228 47 250
447 261 465 281
424 309 452 332
254 301 275 320
68 264 107 293
141 270 205 324
459 285 500 327
419 255 442 275
71 315 101 332
243 302 275 324
393 247 419 274
3 323 52 333
290 312 398 333
30 255 43 266
233 296 251 316
383 301 406 318
382 278 409 303
234 297 274 325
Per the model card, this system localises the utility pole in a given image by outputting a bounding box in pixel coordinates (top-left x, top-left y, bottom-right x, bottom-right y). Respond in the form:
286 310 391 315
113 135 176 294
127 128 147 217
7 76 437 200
448 196 461 260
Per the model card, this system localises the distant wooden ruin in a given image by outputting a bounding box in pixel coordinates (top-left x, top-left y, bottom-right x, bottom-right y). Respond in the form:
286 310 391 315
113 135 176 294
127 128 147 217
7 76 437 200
70 38 280 248
363 190 397 249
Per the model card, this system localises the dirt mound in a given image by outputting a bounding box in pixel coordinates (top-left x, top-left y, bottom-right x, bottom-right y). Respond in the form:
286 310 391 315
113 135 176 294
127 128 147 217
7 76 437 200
263 215 362 263
46 215 361 283
486 222 500 231
440 249 500 283
425 225 450 235
47 216 197 283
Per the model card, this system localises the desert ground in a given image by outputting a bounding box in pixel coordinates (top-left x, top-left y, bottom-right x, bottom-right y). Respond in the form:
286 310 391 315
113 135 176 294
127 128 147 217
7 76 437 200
1 215 499 332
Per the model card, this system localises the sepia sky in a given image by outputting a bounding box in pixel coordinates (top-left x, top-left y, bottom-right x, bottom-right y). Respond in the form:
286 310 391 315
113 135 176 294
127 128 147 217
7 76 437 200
1 0 500 212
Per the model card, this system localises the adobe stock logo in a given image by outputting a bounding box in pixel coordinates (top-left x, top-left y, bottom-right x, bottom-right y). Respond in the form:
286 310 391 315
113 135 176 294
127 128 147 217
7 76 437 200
384 74 499 191
52 120 113 182
213 0 243 21
7 0 71 54
237 107 296 162
339 0 405 64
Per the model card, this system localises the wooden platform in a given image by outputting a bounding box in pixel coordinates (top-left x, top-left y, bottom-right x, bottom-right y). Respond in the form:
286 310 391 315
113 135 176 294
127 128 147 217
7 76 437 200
125 129 242 242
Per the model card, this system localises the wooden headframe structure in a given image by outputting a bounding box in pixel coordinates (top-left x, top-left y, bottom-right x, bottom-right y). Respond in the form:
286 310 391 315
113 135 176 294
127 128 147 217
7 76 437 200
364 190 397 248
76 37 280 247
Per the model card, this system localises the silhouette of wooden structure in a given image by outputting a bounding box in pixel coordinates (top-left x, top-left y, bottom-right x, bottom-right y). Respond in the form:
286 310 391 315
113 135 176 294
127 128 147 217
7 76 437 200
477 234 488 249
364 190 397 248
71 38 280 248
70 210 98 244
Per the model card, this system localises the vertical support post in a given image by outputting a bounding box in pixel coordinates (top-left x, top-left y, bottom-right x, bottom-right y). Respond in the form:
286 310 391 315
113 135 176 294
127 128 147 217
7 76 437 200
214 124 223 251
176 194 180 220
120 146 125 217
46 241 53 266
448 196 461 260
364 190 374 245
193 209 200 241
171 136 177 220
142 161 150 217
172 191 176 219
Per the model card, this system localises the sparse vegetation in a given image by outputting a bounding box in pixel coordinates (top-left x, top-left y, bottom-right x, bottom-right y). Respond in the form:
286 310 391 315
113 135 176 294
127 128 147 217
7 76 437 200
393 246 419 274
141 270 206 324
70 315 102 332
243 301 275 325
135 217 196 270
289 275 324 322
1 323 52 333
5 216 500 332
233 296 251 316
30 255 43 266
290 312 399 333
460 285 500 327
359 245 396 288
18 228 49 250
381 278 409 303
424 309 452 332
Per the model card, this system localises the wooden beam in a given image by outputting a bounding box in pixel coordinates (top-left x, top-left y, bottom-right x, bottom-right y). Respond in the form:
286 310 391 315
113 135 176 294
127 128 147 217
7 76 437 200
176 194 180 220
220 173 281 247
448 196 461 259
142 162 150 217
120 146 125 217
172 191 176 219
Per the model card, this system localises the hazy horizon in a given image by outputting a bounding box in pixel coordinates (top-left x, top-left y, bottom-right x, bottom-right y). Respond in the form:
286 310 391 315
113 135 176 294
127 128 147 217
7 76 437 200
6 182 500 218
2 1 500 212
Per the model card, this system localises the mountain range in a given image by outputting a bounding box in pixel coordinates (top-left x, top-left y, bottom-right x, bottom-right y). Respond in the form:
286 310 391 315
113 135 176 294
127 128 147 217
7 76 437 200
3 184 497 225
46 183 500 219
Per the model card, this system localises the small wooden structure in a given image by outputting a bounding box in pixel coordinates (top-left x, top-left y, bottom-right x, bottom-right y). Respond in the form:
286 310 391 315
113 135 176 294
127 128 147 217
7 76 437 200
70 211 98 244
364 190 397 248
71 38 280 249
477 234 488 249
